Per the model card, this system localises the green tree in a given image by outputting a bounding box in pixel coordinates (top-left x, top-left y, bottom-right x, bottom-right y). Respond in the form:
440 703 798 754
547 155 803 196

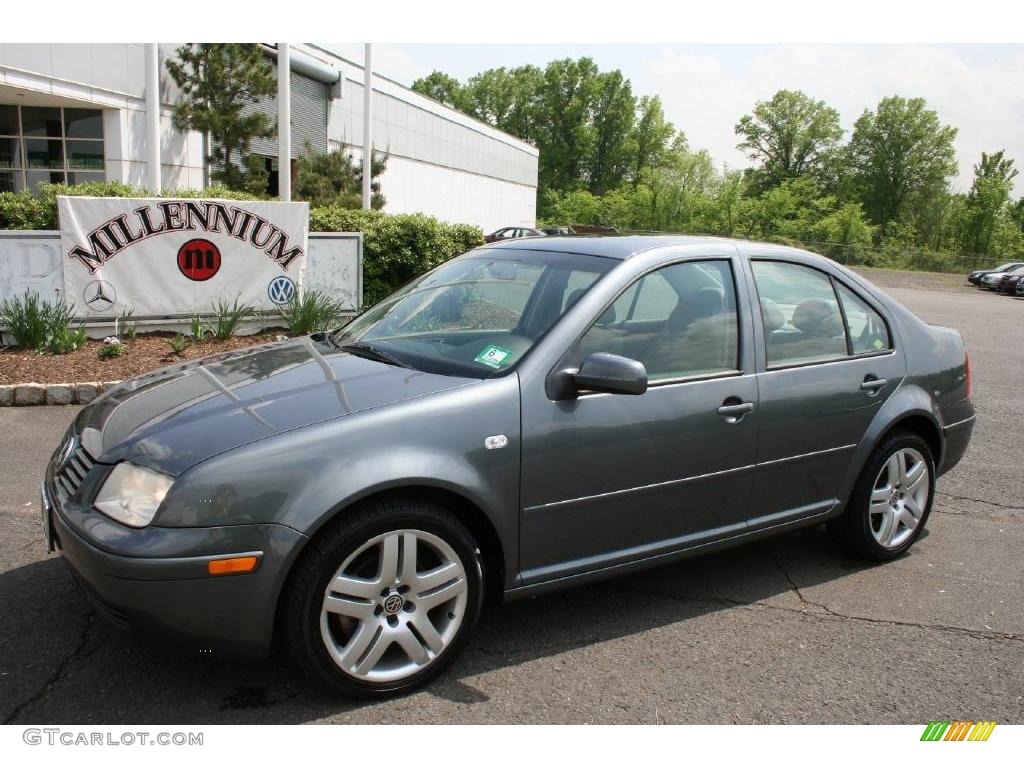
846 96 958 228
963 150 1019 255
627 96 675 187
585 70 635 194
166 44 277 191
734 90 843 191
411 70 466 109
535 57 600 192
293 143 388 209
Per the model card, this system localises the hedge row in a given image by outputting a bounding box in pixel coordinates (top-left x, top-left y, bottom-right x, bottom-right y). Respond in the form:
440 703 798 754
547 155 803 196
0 182 484 307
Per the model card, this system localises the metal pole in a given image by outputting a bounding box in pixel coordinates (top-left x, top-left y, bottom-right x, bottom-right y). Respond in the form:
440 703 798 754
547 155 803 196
362 43 372 210
144 43 161 194
277 43 292 201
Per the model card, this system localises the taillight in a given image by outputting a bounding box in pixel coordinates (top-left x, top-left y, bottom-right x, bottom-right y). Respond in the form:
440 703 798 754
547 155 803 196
965 350 972 398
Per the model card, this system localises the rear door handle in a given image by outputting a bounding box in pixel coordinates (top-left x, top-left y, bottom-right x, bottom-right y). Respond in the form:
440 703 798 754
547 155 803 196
860 377 888 393
717 401 754 423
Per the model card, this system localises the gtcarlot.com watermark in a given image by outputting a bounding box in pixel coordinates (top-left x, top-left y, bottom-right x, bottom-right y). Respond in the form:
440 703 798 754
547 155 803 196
23 728 203 747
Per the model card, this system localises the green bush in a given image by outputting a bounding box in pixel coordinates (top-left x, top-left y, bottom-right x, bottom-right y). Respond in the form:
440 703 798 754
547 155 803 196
0 290 85 352
209 296 254 339
189 315 208 341
310 207 484 306
278 290 345 335
167 332 191 356
99 341 125 359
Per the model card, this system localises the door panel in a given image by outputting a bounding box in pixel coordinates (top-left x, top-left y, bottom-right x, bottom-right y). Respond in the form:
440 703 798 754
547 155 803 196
519 257 756 584
751 355 903 526
520 375 758 581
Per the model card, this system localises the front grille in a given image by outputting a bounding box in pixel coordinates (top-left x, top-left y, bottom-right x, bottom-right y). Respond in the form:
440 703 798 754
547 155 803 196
54 443 95 502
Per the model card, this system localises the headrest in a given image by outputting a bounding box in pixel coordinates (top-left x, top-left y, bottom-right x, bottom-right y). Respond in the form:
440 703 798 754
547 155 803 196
760 298 785 333
791 299 844 337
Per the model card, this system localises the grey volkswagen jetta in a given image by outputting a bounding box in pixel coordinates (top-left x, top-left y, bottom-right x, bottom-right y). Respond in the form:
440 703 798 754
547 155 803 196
42 236 975 697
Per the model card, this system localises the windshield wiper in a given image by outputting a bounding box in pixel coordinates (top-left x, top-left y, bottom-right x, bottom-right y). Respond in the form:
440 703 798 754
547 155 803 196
339 342 411 368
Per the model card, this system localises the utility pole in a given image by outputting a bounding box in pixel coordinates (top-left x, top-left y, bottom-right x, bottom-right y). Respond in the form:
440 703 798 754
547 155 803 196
278 43 292 201
145 43 161 194
362 43 373 210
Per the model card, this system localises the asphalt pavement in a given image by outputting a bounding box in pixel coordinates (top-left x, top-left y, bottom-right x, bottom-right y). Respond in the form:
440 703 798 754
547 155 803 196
1 271 1021 724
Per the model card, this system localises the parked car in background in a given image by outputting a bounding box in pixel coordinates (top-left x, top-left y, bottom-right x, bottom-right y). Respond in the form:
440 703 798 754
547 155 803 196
41 236 974 699
994 267 1024 295
541 226 573 236
1017 278 1024 297
969 261 1024 286
484 226 545 243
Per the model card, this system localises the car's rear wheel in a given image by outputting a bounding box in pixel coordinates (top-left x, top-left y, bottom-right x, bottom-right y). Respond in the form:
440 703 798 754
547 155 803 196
829 432 935 560
283 496 483 698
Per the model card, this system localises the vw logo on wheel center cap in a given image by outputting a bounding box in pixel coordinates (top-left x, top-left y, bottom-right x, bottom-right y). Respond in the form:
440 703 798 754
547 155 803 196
382 594 405 615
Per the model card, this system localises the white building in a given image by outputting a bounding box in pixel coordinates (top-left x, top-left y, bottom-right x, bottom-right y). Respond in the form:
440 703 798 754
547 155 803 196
0 43 538 232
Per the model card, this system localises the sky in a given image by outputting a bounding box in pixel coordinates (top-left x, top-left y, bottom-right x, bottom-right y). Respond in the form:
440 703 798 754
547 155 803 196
324 43 1024 193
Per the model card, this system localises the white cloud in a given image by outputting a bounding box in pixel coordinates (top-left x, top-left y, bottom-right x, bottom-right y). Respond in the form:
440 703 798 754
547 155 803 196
641 45 1024 192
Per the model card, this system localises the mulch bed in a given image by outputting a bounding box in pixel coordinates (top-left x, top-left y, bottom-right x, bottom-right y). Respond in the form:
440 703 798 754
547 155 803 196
0 331 288 385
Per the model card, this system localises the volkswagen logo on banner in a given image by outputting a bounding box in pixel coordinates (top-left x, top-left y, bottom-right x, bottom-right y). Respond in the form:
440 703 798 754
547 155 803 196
267 275 296 305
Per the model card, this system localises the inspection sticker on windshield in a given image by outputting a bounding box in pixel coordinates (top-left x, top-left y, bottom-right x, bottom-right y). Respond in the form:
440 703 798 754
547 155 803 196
474 344 514 369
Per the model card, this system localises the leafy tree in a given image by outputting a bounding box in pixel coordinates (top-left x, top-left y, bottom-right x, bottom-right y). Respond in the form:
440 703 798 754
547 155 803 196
461 66 545 143
535 58 600 192
293 143 388 209
627 96 675 187
845 96 958 228
963 150 1019 255
585 70 635 194
166 44 277 191
411 70 466 109
735 90 842 191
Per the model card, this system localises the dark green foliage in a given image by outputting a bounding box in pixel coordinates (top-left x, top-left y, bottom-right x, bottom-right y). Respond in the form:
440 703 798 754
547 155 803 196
309 208 484 306
209 297 255 340
99 341 125 359
166 44 277 191
167 333 191 355
294 143 388 209
278 290 346 334
0 291 84 352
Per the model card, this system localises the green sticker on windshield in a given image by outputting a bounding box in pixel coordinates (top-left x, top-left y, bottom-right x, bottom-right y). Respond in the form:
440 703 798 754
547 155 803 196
873 338 885 350
474 344 514 369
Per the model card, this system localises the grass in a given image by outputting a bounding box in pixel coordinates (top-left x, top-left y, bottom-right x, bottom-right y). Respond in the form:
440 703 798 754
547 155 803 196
209 297 255 340
278 290 346 335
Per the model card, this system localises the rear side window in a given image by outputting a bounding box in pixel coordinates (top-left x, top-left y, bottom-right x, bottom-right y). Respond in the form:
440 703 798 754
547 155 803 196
751 261 847 367
835 282 891 354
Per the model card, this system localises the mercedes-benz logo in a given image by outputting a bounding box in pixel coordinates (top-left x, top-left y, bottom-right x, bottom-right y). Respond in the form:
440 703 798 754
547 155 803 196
83 280 117 312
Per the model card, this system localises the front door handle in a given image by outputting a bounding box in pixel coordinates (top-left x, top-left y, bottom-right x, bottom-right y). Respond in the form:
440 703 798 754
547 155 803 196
860 376 888 393
717 401 754 423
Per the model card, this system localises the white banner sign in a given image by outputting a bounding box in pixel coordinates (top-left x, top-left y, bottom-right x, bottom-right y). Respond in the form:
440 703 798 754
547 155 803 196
58 196 309 318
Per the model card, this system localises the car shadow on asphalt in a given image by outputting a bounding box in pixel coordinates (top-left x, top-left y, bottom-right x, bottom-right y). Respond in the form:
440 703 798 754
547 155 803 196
0 523 910 724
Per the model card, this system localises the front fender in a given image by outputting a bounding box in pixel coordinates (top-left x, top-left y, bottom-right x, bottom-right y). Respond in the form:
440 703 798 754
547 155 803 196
155 376 522 587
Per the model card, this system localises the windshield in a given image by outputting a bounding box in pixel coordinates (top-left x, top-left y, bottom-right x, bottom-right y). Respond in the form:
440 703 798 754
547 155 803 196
331 249 615 377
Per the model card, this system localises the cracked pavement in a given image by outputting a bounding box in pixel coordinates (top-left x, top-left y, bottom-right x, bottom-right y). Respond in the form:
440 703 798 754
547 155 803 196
0 274 1021 724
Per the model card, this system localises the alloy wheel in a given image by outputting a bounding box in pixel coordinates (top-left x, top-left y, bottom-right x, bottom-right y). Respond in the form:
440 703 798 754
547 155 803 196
319 529 468 683
869 447 930 548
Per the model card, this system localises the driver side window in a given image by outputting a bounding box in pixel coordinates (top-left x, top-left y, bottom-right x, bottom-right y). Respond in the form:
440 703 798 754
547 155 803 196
578 260 739 382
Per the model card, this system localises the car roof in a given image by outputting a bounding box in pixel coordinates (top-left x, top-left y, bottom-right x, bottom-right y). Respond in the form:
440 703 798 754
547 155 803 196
479 234 802 261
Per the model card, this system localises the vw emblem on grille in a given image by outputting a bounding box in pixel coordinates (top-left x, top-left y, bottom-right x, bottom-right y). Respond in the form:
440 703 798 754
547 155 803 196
83 280 117 312
267 275 296 305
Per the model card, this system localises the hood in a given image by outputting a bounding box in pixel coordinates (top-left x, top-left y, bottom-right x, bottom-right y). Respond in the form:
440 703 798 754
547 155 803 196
75 336 477 475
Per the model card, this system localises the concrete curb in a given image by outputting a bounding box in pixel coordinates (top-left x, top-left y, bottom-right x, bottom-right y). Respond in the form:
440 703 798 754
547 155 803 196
0 381 121 406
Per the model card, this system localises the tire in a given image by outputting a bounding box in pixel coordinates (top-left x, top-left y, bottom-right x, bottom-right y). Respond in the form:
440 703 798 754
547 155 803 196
282 495 484 698
829 431 935 561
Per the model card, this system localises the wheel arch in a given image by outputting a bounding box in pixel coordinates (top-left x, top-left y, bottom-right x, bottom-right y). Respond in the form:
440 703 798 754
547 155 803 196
271 482 508 649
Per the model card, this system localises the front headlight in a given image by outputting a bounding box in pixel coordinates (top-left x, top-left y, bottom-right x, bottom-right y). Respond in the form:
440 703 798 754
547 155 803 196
94 463 173 528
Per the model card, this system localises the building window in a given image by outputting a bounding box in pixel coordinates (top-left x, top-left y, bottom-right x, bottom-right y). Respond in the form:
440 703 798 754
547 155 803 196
0 105 105 193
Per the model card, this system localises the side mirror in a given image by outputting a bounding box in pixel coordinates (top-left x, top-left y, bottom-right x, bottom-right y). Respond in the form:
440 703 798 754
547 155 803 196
571 352 648 396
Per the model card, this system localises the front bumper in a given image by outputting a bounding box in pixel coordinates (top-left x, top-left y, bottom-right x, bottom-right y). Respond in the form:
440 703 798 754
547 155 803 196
45 480 307 661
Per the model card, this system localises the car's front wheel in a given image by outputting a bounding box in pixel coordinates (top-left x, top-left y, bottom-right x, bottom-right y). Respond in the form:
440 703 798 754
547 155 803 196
829 432 935 560
283 497 483 698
